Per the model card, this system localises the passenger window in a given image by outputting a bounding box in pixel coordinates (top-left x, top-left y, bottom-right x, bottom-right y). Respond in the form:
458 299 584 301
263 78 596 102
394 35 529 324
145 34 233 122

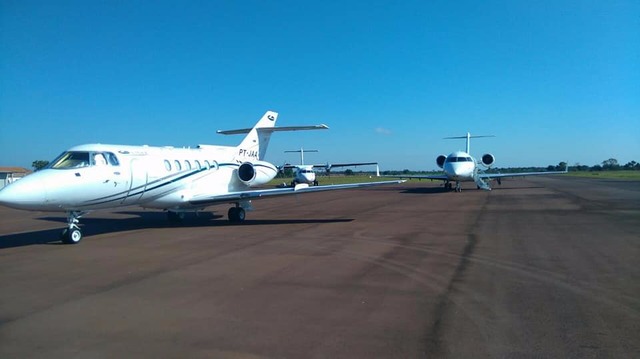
204 160 211 169
174 160 182 171
185 160 192 170
164 160 172 171
195 160 201 169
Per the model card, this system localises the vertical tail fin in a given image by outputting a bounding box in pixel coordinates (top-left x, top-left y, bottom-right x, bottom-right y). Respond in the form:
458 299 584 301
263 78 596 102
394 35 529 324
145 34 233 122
217 111 329 162
217 111 278 161
238 111 278 161
443 133 495 154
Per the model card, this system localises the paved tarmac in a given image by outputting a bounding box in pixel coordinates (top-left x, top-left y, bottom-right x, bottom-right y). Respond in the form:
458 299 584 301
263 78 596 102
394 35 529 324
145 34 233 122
0 177 638 358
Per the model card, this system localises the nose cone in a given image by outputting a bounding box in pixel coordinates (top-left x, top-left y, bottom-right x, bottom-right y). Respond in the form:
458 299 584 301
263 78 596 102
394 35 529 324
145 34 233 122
0 174 46 210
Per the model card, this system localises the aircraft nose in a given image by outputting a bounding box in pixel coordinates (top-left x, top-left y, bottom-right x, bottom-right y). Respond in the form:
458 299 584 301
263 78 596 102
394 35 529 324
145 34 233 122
0 175 47 210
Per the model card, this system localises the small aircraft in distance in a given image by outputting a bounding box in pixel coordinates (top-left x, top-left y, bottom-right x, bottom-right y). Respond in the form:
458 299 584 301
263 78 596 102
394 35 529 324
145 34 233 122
0 111 403 244
397 132 567 192
280 148 379 186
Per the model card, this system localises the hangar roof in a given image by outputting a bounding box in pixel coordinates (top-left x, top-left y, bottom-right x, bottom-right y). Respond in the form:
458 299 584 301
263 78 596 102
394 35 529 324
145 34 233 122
0 167 31 174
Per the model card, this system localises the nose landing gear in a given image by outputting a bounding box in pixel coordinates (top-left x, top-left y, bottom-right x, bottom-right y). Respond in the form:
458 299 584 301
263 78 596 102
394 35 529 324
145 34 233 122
60 211 86 244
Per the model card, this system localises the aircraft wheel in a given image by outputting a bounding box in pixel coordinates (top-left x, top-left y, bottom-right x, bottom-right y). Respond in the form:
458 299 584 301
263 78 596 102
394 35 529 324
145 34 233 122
236 208 246 222
313 180 319 186
167 211 184 222
228 207 246 223
61 228 82 244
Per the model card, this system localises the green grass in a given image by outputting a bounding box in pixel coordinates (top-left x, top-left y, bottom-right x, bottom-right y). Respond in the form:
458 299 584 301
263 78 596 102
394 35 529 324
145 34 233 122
268 175 396 187
565 171 640 180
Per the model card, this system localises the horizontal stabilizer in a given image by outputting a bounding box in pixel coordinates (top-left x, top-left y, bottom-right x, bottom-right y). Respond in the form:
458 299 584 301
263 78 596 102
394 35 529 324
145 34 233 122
218 125 329 135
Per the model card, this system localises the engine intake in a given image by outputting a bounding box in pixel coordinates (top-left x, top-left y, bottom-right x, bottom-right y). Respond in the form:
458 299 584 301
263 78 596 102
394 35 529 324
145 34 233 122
436 155 446 168
237 161 278 186
481 153 495 167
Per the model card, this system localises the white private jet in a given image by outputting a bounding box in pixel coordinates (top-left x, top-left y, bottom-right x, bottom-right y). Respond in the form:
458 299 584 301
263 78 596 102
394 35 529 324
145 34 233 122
281 148 379 186
0 111 403 244
398 132 567 192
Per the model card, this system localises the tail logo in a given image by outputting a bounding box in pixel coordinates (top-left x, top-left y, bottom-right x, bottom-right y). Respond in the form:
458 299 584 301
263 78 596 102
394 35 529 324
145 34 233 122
267 115 275 121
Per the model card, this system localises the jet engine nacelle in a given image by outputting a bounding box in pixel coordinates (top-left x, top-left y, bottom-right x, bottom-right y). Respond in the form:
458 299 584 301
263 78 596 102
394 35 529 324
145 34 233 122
237 161 278 186
436 155 446 168
481 153 495 167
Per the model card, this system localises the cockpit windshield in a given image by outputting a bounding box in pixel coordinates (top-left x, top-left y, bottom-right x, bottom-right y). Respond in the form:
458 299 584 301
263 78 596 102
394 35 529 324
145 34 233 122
446 156 473 163
49 151 120 169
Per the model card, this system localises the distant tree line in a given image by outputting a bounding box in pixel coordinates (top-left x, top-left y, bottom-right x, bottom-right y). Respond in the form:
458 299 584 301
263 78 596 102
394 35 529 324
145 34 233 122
32 160 49 171
381 158 639 175
486 158 638 174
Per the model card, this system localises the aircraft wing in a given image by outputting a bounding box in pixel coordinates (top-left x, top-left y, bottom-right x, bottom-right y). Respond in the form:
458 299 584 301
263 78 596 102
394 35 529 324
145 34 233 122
188 180 405 207
312 162 378 169
478 168 568 179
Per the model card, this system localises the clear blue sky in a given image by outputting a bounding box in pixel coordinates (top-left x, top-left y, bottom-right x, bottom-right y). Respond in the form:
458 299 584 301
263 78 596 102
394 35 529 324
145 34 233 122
1 0 638 171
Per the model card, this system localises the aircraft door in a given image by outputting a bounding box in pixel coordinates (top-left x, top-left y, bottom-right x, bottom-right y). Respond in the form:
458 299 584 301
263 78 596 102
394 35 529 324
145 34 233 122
122 158 149 205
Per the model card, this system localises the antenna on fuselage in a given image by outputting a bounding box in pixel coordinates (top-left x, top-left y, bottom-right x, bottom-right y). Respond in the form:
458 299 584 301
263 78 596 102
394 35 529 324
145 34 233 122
285 147 318 165
443 132 495 154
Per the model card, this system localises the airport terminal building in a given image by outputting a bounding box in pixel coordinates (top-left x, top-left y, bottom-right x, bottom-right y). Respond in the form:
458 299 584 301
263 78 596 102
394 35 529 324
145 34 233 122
0 167 30 189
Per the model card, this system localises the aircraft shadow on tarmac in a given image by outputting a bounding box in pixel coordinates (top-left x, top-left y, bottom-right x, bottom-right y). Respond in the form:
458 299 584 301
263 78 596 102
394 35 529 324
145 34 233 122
401 187 450 194
400 184 544 194
0 211 353 249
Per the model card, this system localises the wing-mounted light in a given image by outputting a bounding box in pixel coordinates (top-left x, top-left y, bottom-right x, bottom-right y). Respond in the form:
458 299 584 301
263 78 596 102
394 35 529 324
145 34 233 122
237 161 278 186
481 153 495 167
436 155 446 168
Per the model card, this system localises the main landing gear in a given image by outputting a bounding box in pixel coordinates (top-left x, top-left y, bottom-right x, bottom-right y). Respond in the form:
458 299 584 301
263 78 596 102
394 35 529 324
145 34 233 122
444 182 462 192
60 211 86 244
228 206 246 223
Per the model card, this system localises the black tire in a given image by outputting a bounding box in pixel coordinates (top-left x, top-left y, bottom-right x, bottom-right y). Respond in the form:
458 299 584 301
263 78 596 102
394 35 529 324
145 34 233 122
61 228 82 244
228 207 246 223
228 207 239 222
236 208 245 222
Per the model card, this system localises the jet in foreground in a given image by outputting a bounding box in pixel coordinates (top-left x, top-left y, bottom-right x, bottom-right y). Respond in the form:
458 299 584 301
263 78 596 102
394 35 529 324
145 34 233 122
0 111 403 243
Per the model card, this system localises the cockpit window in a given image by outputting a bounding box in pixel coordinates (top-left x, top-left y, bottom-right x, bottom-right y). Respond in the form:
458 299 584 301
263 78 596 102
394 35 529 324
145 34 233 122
93 153 107 166
50 151 120 169
447 156 473 163
51 151 91 169
105 152 120 166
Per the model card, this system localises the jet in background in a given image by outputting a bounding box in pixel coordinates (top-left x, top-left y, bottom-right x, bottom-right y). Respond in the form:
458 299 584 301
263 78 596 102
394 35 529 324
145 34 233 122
0 111 403 244
281 148 378 186
398 132 567 192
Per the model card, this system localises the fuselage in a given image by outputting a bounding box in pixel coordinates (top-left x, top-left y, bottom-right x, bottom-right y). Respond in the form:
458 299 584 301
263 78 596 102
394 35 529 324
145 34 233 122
293 165 317 185
442 151 477 181
0 143 277 212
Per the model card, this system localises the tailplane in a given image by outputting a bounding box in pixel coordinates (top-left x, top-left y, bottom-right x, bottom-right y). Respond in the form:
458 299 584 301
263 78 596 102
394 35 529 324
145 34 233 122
444 132 495 154
217 111 329 161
